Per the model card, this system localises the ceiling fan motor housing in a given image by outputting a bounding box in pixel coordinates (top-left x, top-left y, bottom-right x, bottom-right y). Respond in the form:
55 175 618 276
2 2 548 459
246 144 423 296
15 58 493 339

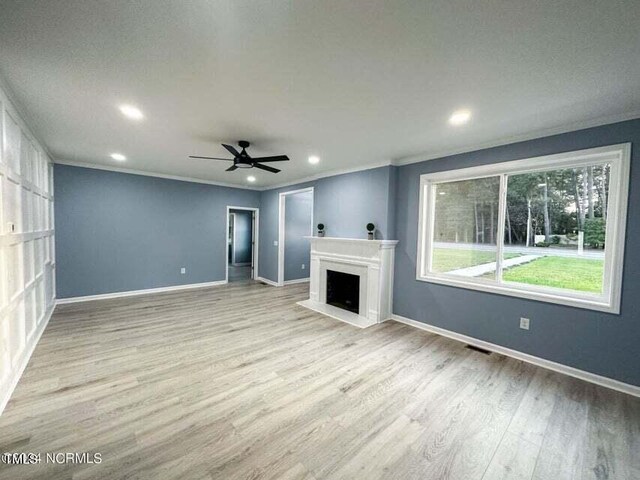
236 140 253 167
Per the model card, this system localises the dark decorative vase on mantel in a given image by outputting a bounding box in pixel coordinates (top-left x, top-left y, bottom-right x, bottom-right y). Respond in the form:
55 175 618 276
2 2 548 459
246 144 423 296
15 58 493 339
317 223 325 237
366 223 375 240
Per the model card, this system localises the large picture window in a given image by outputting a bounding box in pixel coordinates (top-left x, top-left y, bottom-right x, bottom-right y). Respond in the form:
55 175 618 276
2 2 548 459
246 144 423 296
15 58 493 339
417 144 630 313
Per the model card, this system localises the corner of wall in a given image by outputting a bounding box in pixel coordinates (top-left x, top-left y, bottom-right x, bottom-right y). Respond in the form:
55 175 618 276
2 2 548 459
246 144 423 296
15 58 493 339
386 165 398 240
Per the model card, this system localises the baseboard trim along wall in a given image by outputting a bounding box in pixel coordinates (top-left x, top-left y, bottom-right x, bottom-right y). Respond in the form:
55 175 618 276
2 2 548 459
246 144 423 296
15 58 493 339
255 277 310 287
256 276 279 287
56 280 228 304
390 314 640 398
283 278 310 285
0 305 55 416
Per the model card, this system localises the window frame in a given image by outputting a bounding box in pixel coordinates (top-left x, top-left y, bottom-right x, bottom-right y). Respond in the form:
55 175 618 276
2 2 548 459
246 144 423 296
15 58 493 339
416 143 631 314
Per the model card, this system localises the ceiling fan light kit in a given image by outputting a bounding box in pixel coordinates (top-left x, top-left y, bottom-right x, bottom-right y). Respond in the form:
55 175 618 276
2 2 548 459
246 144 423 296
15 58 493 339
189 140 290 174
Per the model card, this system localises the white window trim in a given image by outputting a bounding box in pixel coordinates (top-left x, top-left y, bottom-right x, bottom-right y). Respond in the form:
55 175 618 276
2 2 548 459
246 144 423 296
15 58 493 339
416 143 631 314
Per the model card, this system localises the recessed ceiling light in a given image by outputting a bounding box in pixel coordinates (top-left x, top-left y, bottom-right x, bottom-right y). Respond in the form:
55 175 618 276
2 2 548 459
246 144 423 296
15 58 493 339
118 104 144 120
247 175 256 183
448 109 472 126
110 153 126 161
308 155 320 165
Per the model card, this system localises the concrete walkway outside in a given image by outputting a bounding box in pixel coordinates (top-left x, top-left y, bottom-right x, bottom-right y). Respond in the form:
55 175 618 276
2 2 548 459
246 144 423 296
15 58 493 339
447 254 541 277
434 242 604 259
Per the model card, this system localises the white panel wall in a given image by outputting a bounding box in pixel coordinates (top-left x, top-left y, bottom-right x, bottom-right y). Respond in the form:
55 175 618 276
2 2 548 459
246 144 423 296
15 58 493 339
0 83 55 414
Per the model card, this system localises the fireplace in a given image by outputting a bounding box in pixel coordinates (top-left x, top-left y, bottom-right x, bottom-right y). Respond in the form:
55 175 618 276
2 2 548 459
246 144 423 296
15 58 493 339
326 270 360 314
297 237 398 328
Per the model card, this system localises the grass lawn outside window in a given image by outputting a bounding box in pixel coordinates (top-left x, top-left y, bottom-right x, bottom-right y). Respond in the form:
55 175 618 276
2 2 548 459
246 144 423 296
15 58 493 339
502 256 604 293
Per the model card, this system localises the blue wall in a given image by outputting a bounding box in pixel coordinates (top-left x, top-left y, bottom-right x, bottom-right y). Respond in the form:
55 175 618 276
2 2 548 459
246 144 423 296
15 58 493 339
258 166 396 282
284 190 313 281
54 165 259 298
57 164 395 292
393 119 640 386
230 209 252 265
314 166 396 240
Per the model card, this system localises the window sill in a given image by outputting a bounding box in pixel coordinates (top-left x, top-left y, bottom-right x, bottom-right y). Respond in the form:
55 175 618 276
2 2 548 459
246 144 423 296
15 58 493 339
415 273 619 314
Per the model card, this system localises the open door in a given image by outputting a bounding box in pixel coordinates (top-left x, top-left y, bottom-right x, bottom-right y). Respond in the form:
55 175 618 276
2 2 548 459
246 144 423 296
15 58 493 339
226 206 259 283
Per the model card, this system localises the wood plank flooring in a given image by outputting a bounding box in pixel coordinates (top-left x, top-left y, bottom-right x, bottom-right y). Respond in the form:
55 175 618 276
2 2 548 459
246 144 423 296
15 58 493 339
228 265 251 282
0 281 638 480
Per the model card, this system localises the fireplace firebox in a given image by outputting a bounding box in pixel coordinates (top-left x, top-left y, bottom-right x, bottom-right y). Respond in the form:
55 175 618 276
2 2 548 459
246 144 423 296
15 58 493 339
326 270 360 314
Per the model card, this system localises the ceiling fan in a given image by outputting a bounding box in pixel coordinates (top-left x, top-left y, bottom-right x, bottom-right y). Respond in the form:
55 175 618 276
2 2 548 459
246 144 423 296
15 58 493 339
189 140 289 173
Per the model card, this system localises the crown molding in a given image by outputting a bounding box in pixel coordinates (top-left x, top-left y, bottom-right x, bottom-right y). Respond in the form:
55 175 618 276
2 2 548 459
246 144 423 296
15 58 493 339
54 159 394 192
258 161 392 191
391 110 640 166
54 160 262 191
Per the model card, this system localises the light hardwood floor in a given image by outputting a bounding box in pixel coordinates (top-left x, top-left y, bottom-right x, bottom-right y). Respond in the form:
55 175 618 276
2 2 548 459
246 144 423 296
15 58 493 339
228 265 251 282
0 281 638 480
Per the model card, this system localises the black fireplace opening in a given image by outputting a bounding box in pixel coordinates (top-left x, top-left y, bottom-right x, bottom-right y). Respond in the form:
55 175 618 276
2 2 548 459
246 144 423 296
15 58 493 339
326 270 360 314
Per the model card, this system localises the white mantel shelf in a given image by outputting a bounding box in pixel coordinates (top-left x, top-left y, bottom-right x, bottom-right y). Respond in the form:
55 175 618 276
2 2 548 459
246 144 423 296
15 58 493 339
304 236 399 247
298 236 398 328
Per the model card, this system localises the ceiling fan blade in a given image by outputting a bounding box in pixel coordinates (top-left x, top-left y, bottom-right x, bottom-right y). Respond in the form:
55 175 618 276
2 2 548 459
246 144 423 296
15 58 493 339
226 165 238 172
250 155 289 163
189 155 232 161
254 163 280 174
222 144 241 157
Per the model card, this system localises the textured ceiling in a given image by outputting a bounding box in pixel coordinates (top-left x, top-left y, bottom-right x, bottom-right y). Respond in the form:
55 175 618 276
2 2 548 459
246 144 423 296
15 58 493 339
1 0 639 188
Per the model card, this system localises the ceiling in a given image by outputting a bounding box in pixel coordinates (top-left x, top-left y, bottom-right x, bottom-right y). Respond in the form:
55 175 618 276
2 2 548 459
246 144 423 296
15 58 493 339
1 0 639 189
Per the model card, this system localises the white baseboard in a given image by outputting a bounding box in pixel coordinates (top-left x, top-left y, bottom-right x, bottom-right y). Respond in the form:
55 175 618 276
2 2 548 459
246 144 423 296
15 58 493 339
56 280 228 304
255 277 310 287
0 303 55 416
390 314 640 398
284 277 310 285
256 276 279 287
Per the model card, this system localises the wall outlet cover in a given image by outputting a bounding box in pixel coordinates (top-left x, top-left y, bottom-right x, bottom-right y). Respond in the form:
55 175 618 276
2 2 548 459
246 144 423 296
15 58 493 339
520 317 530 330
180 267 186 274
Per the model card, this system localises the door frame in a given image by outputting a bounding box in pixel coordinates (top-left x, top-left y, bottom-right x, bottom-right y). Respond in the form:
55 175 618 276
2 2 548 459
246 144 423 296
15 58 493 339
278 187 314 286
228 212 237 265
226 206 259 282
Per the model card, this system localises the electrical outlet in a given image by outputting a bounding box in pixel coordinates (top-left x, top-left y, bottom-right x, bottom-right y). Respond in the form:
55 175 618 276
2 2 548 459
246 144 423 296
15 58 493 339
520 317 530 330
301 264 306 270
180 267 186 274
273 240 278 246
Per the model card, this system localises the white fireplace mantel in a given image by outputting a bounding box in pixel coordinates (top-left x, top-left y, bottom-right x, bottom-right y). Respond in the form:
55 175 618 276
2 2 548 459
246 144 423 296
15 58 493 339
297 236 398 328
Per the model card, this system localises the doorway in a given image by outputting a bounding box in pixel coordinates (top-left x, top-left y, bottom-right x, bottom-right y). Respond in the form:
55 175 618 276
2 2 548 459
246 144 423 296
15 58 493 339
226 206 259 283
278 187 314 286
